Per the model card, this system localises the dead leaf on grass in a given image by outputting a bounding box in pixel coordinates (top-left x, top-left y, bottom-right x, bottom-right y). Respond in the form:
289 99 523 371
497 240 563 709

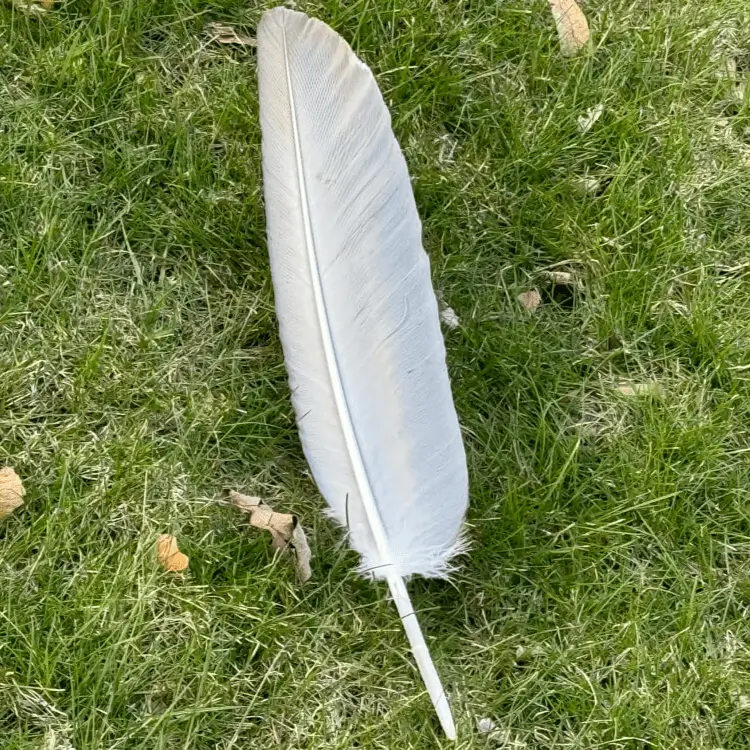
42 726 75 750
440 305 460 329
548 0 590 57
7 0 51 14
718 57 738 80
572 175 602 195
156 534 189 572
205 22 256 47
0 466 25 520
615 380 664 398
542 270 584 292
518 289 542 312
577 103 605 134
230 491 312 582
476 717 498 735
715 57 747 100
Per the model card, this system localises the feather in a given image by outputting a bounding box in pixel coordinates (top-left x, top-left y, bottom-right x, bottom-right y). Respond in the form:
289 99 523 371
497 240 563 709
257 8 469 739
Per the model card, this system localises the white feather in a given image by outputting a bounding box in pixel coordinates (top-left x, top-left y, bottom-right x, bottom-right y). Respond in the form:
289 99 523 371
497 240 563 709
257 8 469 738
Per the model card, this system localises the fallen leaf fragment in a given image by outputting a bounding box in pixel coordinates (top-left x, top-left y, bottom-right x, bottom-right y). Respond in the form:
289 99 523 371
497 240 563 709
615 380 663 397
715 57 748 102
0 466 25 520
440 305 460 329
476 717 497 735
543 270 584 292
230 491 312 582
518 289 542 312
205 22 256 46
8 0 49 14
548 0 590 57
156 534 189 572
718 57 738 80
572 175 601 195
42 727 75 750
577 103 605 134
42 728 57 750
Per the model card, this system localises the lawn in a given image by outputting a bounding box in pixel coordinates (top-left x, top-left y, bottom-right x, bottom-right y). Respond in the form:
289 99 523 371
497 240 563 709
2 0 750 747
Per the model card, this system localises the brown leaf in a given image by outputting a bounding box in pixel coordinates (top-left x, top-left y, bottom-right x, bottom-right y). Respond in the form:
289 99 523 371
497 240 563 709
206 22 256 47
0 467 25 520
156 534 189 572
548 0 590 57
230 491 312 582
518 289 542 312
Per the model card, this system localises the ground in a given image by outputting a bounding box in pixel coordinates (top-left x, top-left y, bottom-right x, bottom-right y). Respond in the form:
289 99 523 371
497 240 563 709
2 1 750 748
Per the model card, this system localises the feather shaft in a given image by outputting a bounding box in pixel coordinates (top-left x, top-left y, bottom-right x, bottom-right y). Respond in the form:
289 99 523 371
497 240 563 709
279 20 395 580
278 20 455 734
388 572 456 739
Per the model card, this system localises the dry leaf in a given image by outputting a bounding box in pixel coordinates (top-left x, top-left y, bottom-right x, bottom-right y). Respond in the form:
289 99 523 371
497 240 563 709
548 0 590 57
572 175 601 195
440 305 460 329
42 727 75 750
716 57 747 101
718 57 738 80
230 491 312 582
476 717 498 735
0 466 25 520
542 270 584 291
156 534 189 572
518 289 542 312
615 381 663 397
205 22 256 47
43 728 58 750
8 0 50 14
577 103 604 134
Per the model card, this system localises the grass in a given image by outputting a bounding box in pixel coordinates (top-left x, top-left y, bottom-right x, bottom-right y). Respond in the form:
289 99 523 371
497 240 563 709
2 0 750 747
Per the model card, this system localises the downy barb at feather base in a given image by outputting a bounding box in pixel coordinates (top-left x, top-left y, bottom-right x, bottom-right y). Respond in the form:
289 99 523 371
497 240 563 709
257 7 469 739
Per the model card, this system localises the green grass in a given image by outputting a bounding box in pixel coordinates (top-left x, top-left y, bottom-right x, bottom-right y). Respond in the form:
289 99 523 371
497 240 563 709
2 0 750 747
